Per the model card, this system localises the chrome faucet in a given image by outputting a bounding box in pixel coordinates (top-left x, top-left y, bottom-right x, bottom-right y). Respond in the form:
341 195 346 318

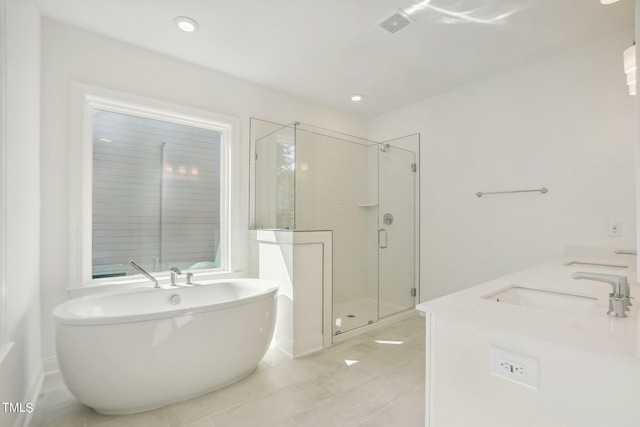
614 249 637 256
170 267 182 286
571 272 630 318
130 261 160 288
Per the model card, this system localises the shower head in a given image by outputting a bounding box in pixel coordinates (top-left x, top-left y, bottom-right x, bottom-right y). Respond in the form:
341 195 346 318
380 143 390 153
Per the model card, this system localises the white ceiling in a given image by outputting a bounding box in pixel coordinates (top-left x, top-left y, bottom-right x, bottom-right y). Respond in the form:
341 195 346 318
37 0 634 118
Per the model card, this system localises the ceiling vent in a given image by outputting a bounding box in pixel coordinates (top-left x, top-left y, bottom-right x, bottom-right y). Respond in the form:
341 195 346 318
379 10 412 34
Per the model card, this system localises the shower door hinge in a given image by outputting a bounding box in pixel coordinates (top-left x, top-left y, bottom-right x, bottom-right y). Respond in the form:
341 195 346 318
410 288 417 297
411 163 416 172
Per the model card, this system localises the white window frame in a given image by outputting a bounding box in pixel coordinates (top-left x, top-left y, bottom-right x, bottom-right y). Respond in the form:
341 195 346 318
0 0 8 361
70 84 237 288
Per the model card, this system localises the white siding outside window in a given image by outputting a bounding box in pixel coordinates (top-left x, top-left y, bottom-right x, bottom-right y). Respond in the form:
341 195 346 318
92 109 222 278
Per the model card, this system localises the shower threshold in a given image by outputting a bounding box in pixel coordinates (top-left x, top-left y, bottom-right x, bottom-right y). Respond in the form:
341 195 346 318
332 300 418 343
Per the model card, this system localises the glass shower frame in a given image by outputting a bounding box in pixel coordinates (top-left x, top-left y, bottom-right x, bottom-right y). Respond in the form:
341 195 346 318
250 118 419 336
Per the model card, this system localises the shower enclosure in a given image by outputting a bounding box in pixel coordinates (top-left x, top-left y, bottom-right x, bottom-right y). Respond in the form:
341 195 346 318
250 119 419 336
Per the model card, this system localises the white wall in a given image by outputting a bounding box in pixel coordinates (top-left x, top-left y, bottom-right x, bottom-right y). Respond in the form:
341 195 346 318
0 0 42 425
368 29 637 302
39 18 367 370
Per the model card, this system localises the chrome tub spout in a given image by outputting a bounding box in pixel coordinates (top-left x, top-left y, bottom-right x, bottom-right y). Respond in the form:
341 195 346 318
130 261 160 288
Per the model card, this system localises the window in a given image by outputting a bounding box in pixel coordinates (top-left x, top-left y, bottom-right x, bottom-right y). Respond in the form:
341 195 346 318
71 87 234 286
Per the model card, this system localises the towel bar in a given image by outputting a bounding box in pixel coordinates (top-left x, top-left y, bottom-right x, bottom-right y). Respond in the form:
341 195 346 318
476 187 548 198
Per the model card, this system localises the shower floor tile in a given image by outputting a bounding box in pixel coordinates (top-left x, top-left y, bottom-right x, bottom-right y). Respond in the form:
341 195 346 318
333 297 410 334
31 315 425 427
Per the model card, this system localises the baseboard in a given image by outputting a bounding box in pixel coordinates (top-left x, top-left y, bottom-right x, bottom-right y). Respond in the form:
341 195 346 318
15 365 43 427
276 334 324 358
275 334 293 358
0 342 15 366
292 335 323 358
42 356 58 375
40 370 64 396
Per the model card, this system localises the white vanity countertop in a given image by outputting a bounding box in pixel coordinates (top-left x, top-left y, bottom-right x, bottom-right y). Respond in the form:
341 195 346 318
416 255 640 363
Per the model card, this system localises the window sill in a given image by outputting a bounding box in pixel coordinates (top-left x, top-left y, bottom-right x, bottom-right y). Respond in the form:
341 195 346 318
68 270 246 299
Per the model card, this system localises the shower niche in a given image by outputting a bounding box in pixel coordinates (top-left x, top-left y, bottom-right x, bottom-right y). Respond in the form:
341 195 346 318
250 118 419 343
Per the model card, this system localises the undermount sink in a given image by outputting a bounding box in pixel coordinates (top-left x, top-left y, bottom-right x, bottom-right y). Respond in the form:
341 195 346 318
483 286 598 315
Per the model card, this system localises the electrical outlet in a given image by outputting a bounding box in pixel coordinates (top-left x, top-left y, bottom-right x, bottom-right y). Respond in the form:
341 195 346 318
490 347 539 389
608 221 623 237
496 358 527 377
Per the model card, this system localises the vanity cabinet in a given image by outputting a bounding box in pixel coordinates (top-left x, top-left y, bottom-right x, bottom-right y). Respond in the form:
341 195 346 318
422 312 640 426
418 254 640 427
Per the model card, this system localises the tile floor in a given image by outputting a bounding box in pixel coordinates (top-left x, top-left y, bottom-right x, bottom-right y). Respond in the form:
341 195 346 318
32 314 425 427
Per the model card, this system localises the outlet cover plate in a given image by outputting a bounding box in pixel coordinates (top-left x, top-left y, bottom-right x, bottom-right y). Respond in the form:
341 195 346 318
490 347 539 389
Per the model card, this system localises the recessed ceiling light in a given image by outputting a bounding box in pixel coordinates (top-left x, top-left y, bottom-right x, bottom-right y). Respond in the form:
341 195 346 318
351 94 364 102
174 16 199 33
600 0 620 3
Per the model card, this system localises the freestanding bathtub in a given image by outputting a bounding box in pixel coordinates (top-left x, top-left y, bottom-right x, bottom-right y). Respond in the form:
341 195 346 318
53 278 278 414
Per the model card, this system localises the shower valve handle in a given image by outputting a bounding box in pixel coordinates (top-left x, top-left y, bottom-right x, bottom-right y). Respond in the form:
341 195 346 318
379 228 388 249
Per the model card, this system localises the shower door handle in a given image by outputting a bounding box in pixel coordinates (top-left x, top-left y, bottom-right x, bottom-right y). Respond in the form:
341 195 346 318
379 228 388 249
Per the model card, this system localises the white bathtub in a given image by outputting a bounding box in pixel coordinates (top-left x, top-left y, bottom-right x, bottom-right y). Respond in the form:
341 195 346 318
53 279 278 414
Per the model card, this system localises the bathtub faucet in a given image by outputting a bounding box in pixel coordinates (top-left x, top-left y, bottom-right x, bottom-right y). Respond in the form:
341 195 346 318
170 267 182 287
130 261 160 289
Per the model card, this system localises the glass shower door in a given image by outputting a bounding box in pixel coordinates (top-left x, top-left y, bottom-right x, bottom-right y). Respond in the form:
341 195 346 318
250 119 419 337
378 144 416 317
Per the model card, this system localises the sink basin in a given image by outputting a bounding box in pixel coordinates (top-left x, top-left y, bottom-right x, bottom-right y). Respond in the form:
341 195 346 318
483 286 597 315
